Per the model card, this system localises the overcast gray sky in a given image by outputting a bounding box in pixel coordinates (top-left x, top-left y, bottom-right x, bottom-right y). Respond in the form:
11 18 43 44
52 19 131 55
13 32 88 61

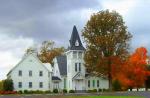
0 0 150 80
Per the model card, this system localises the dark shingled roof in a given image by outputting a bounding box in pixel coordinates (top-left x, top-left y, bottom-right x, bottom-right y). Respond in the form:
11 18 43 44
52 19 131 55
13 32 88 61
56 55 67 75
69 25 85 50
52 76 61 81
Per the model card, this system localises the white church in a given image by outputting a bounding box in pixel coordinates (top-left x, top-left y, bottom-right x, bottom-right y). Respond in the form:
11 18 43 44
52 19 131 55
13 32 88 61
7 26 109 92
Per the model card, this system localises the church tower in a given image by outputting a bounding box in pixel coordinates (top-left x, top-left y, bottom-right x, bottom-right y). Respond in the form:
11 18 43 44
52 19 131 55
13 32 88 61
66 25 86 91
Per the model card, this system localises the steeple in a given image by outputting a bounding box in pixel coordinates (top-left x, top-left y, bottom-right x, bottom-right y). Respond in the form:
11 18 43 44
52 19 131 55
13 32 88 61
69 25 85 50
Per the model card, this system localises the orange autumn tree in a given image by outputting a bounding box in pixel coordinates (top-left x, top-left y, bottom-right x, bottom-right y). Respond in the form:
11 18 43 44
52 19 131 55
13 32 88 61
117 47 150 89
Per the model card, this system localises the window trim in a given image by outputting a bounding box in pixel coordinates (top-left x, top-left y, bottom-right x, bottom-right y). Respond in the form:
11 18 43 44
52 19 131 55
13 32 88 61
29 82 32 88
97 80 99 87
18 82 22 88
79 63 81 71
29 70 32 77
93 80 95 87
18 70 22 76
75 63 78 72
88 80 90 88
39 71 43 77
39 82 43 88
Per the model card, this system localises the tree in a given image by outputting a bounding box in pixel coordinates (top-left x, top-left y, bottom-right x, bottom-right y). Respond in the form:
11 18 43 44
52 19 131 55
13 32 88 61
0 80 3 91
3 79 14 91
82 10 132 90
116 47 150 90
38 41 64 65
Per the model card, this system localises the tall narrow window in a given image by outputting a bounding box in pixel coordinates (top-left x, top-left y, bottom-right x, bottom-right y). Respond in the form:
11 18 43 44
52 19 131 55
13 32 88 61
29 82 32 88
79 63 81 71
75 63 77 72
97 80 99 87
93 80 95 87
18 82 22 88
73 51 77 59
39 82 43 88
39 71 43 76
88 80 90 88
79 52 82 58
64 78 66 89
29 70 32 77
18 70 22 76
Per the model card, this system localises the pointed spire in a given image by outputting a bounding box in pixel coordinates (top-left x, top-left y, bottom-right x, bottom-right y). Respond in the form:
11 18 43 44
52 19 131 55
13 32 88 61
69 25 85 50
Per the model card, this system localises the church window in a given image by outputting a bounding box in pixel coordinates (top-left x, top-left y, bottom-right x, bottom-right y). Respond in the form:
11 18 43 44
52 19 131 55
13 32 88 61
93 80 95 87
39 71 43 77
29 70 32 77
18 82 22 88
79 63 81 71
75 40 79 46
64 78 66 89
73 51 77 58
88 80 90 87
97 80 99 87
29 82 32 88
78 52 82 58
75 63 78 72
18 70 22 76
39 82 43 88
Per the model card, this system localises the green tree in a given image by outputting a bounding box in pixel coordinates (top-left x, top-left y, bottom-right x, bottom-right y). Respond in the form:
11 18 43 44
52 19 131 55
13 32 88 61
0 80 3 91
38 41 64 65
3 79 14 91
112 79 121 91
82 10 132 90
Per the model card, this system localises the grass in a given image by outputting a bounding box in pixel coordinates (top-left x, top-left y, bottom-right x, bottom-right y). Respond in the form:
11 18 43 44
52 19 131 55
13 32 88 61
63 96 145 98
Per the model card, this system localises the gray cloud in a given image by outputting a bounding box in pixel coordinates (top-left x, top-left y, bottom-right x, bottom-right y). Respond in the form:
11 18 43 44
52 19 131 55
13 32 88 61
0 0 100 47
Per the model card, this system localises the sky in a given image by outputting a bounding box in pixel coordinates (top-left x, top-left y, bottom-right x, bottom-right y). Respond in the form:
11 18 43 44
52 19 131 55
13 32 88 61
0 0 150 80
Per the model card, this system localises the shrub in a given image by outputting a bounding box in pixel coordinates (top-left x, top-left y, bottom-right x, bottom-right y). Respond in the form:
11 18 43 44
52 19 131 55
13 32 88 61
93 89 97 92
53 89 58 93
18 90 23 94
33 90 44 94
63 89 67 93
87 89 97 93
24 90 28 94
102 88 109 92
0 91 17 94
112 79 121 91
3 79 14 91
69 90 75 93
45 90 51 94
98 88 102 92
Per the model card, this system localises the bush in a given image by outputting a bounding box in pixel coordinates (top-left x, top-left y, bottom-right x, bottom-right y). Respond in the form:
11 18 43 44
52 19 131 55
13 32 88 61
33 90 44 94
69 90 75 93
98 89 102 92
93 89 97 92
53 89 58 93
0 91 17 94
112 79 121 91
87 89 97 93
44 90 51 94
3 79 14 91
24 90 28 94
102 88 110 92
63 89 67 93
18 90 23 94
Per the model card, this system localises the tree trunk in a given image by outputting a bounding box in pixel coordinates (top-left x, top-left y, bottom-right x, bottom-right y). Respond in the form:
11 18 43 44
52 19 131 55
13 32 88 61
108 57 112 91
108 72 112 91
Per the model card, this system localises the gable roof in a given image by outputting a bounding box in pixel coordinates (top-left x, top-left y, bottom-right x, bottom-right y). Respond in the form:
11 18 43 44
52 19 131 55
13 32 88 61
72 72 84 80
52 76 61 81
69 25 85 50
56 55 67 76
7 53 50 76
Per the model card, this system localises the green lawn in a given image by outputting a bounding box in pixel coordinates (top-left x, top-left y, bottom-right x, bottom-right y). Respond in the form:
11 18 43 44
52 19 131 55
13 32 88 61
63 96 145 98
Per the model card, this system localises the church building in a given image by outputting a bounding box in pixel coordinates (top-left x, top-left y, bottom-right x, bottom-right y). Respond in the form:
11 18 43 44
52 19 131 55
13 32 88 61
7 26 109 92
